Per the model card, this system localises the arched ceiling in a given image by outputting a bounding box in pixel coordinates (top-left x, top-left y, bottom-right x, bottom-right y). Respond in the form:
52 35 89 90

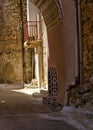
29 0 63 29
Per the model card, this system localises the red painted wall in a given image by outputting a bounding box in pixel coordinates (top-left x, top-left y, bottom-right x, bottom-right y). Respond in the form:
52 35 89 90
48 0 76 104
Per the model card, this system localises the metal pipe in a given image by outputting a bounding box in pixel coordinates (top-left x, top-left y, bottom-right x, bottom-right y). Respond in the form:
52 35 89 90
77 0 83 84
19 0 25 86
74 0 82 84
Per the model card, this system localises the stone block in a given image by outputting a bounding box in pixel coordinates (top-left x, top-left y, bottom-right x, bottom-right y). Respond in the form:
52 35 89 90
43 96 57 105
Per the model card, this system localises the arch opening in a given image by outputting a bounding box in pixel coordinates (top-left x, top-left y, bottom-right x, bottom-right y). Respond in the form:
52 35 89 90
24 1 49 93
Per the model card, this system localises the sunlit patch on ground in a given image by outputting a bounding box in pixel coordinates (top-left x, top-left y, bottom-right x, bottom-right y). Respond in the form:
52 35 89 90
10 84 48 99
11 87 41 95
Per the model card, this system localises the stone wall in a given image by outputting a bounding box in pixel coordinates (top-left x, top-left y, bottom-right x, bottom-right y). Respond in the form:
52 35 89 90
24 48 32 83
65 0 93 107
81 0 93 82
0 0 27 83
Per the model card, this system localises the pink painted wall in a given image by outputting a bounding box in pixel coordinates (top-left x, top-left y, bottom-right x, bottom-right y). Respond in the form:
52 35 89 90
48 0 76 104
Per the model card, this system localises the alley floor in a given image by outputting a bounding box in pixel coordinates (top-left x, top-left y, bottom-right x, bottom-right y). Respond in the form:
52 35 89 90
0 84 77 130
0 84 93 130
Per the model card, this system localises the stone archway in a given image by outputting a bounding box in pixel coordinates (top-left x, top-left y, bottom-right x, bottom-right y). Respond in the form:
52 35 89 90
0 0 77 105
23 0 63 90
29 0 63 30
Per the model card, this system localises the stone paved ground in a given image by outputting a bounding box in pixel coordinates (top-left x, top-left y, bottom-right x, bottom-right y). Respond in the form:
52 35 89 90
0 84 78 130
61 105 93 130
0 84 93 130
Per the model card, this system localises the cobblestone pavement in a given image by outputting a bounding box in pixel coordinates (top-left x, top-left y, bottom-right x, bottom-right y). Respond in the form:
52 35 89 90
0 84 93 130
61 105 93 130
0 84 78 130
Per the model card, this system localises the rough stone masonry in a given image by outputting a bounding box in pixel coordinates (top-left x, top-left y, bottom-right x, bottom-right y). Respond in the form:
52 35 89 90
81 0 93 82
0 0 27 83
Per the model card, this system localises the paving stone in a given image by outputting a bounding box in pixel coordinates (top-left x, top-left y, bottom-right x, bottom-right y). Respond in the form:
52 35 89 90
0 85 78 130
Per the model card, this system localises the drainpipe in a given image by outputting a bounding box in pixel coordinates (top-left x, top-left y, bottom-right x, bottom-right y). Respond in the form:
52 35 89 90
19 0 25 86
74 0 83 84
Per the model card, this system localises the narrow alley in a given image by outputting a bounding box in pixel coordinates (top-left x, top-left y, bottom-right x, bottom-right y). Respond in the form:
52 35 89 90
0 84 78 130
0 0 93 129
